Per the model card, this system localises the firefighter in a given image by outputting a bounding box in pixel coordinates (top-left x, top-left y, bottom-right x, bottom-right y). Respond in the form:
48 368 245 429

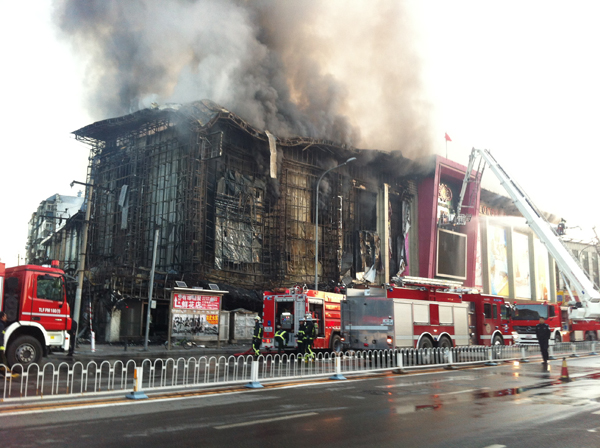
296 317 306 357
304 313 316 359
0 312 9 374
275 325 287 355
252 315 263 358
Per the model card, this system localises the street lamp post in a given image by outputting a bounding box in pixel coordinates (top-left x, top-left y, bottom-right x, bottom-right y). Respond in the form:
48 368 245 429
314 157 356 291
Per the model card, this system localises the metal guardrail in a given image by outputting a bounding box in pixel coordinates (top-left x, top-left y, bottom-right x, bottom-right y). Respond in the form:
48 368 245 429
1 341 597 402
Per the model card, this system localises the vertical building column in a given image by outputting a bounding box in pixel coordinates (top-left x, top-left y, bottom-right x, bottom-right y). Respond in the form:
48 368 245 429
506 226 516 299
480 216 491 294
377 184 390 284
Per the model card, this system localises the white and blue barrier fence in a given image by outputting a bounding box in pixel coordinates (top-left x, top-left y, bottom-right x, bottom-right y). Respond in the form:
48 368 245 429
1 341 596 402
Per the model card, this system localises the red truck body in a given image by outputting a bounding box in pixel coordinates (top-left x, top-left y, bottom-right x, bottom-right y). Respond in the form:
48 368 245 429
0 261 72 366
511 301 600 344
261 278 512 353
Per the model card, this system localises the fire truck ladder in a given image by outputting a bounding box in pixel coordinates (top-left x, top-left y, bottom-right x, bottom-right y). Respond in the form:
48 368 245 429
460 148 600 319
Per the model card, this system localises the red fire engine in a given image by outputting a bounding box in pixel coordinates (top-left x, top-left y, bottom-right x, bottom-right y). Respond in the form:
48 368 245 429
262 287 345 352
511 301 600 344
261 277 512 353
0 261 72 366
387 277 512 348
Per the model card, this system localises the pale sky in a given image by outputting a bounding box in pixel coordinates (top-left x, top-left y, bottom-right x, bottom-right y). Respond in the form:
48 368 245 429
0 1 598 268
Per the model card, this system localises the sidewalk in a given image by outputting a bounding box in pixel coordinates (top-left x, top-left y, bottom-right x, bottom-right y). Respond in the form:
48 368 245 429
50 341 252 363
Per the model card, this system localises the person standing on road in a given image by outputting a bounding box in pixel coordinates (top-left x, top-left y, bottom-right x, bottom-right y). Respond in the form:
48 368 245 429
0 312 7 362
67 320 78 357
536 316 551 365
275 325 287 355
252 315 263 358
0 312 11 375
296 317 306 357
304 314 316 359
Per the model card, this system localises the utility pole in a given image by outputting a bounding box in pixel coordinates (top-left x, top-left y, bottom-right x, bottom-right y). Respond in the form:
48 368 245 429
72 179 93 345
144 227 160 350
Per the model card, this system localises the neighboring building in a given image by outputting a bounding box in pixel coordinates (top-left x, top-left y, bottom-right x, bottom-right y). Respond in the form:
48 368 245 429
26 193 85 273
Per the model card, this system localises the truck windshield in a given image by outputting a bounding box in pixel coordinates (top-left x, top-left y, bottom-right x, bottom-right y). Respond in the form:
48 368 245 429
513 304 548 320
36 275 64 302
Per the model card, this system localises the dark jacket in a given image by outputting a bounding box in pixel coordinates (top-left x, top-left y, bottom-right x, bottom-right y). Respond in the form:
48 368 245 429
253 321 263 339
0 319 6 348
535 322 551 345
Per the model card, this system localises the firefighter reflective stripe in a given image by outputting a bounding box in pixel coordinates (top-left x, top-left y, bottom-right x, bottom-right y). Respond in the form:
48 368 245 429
0 347 4 351
275 330 286 340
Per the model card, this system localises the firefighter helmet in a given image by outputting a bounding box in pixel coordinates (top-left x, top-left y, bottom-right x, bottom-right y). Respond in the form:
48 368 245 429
254 315 261 321
305 313 312 321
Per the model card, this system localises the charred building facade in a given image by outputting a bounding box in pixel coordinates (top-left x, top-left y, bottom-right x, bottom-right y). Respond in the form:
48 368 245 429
73 101 419 340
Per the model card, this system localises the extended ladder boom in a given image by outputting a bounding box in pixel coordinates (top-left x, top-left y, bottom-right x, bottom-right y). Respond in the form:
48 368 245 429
465 148 600 318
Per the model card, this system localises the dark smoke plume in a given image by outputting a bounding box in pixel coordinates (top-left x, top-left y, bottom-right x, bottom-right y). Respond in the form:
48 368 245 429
53 0 432 156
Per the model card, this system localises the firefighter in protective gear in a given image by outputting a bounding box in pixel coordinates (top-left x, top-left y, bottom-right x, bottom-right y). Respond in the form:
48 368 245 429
0 312 7 369
275 325 287 355
304 314 317 359
296 318 306 357
0 312 14 376
252 315 263 358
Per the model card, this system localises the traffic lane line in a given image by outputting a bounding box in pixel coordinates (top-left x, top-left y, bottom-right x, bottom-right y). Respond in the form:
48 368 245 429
214 412 319 429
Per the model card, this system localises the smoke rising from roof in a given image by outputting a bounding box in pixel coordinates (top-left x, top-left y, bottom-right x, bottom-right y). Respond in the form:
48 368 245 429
54 0 432 156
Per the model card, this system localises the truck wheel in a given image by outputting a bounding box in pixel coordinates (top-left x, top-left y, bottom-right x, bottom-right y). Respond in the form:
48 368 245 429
330 335 342 353
554 333 562 344
585 331 598 341
437 336 452 349
418 337 433 349
7 335 43 367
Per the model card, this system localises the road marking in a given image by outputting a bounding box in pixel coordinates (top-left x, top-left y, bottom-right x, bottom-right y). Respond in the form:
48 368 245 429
437 388 491 396
482 445 506 448
214 412 318 429
593 410 600 415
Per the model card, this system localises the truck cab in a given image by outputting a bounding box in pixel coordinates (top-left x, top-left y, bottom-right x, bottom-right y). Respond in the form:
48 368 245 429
510 302 564 344
462 293 513 346
0 261 72 366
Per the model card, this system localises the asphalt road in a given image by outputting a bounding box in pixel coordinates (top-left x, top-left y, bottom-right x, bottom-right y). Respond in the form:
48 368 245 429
1 356 599 448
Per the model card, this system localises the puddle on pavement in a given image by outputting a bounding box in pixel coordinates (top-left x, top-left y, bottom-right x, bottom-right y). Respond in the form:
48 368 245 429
387 370 600 415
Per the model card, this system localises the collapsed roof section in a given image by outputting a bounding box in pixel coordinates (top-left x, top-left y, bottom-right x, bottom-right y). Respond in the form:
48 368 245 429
74 99 351 154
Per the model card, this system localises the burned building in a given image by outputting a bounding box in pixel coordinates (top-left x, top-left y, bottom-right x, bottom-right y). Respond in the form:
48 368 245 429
73 100 421 340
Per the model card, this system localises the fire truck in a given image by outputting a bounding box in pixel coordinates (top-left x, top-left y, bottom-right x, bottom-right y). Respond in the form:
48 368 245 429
262 287 346 352
387 276 512 348
456 148 600 344
510 300 600 344
0 261 72 366
261 277 512 353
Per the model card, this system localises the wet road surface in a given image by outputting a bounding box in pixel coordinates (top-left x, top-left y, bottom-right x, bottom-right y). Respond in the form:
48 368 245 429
1 356 599 448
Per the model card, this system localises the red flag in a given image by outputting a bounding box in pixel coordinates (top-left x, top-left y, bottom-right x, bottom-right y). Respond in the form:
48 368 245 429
444 133 452 142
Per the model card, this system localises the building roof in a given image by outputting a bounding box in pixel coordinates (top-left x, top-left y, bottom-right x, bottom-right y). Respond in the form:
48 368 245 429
73 99 351 151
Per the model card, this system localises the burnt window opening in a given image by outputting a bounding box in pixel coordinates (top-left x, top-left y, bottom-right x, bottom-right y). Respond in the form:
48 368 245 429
201 131 223 160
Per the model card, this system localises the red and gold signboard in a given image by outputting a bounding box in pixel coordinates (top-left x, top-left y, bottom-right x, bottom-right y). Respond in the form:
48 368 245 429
173 294 221 310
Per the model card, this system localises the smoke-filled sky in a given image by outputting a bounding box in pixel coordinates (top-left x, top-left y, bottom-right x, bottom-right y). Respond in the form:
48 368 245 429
0 0 598 267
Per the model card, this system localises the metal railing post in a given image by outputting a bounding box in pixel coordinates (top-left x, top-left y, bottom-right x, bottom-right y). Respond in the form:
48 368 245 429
570 343 580 358
329 355 346 380
245 359 264 389
520 346 529 362
126 366 147 400
485 347 498 366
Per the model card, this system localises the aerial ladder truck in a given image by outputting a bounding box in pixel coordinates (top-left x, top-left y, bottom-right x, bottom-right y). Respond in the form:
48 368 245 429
456 148 600 342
